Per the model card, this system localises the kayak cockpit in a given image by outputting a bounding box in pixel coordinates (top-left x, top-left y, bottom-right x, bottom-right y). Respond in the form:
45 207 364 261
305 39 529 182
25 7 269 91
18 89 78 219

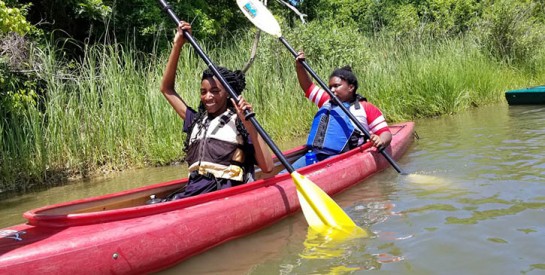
23 146 308 227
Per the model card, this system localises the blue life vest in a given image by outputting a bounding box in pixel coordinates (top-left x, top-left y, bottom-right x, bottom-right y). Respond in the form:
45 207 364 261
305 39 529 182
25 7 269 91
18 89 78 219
306 101 362 155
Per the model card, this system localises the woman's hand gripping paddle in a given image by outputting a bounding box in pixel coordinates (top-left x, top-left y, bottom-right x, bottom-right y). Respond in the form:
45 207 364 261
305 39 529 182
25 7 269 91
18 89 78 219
157 0 367 237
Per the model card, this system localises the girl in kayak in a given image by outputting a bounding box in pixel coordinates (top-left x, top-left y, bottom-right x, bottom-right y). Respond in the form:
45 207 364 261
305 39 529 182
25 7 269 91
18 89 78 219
160 21 273 198
290 51 392 170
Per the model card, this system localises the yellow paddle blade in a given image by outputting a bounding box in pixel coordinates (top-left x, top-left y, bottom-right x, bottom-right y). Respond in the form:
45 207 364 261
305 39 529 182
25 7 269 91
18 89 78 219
301 226 371 258
291 172 368 237
296 189 322 228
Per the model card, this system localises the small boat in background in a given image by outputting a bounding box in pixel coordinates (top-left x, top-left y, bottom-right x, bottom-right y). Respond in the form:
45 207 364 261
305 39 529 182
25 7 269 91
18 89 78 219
0 122 414 274
505 85 545 105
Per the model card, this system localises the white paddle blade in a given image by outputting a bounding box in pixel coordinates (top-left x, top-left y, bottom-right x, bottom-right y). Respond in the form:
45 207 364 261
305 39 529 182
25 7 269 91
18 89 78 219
236 0 282 37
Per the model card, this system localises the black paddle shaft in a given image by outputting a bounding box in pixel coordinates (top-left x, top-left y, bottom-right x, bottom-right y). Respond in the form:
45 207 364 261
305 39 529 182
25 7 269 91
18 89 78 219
278 37 407 175
157 0 296 174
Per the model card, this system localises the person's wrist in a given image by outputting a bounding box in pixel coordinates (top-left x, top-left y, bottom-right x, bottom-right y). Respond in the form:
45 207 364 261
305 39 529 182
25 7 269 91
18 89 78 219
173 40 184 49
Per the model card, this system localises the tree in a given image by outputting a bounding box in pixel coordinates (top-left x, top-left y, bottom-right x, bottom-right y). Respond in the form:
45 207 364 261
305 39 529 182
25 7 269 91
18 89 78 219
1 0 33 34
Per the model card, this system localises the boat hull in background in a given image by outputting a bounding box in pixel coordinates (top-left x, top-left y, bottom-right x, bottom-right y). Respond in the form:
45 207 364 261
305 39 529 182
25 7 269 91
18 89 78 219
506 86 545 105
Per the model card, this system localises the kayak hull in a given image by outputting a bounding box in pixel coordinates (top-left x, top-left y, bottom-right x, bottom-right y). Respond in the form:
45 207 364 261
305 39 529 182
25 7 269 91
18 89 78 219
0 122 414 274
505 86 545 105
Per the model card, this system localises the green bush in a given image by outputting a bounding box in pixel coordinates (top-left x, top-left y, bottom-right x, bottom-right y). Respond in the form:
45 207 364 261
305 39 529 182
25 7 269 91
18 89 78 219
0 1 32 34
287 20 370 68
476 0 545 64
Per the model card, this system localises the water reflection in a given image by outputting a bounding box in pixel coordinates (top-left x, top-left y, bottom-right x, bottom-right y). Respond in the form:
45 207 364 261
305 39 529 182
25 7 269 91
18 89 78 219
294 230 378 273
445 199 545 225
248 178 410 274
260 230 385 274
300 229 361 260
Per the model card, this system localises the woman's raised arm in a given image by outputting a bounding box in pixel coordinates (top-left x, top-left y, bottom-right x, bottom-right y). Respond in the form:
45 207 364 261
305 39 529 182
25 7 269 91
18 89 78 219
160 21 192 120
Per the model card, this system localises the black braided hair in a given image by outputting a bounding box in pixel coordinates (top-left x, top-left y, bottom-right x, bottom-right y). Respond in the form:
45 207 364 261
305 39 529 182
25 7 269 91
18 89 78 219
201 66 246 107
183 67 250 156
330 65 359 94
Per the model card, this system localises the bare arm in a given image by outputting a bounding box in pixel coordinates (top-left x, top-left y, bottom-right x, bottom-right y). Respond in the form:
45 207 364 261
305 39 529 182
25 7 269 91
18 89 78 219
369 131 392 149
295 51 313 92
160 21 192 120
232 96 274 173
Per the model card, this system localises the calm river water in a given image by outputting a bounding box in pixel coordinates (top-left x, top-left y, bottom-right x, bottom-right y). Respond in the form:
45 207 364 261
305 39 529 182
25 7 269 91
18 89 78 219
2 104 545 274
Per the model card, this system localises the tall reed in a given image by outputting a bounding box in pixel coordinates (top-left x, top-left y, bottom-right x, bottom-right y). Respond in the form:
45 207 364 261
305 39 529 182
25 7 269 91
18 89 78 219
1 29 544 192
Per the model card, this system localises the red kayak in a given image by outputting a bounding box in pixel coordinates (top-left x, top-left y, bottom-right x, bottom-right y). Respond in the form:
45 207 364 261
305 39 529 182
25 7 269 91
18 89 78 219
0 122 414 274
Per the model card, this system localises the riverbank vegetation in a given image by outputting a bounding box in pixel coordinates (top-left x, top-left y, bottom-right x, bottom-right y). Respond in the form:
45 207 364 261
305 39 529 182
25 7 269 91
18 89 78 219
1 0 545 192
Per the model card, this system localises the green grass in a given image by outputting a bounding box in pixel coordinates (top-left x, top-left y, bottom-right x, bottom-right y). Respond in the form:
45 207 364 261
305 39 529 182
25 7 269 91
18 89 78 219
1 30 544 192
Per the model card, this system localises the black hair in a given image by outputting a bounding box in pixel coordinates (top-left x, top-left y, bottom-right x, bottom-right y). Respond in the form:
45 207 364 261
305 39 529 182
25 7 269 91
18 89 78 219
329 65 358 94
183 67 249 156
201 66 246 97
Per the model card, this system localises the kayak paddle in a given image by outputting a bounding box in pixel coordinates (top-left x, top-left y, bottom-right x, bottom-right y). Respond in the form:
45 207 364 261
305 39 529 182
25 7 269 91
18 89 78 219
236 0 407 175
157 0 367 237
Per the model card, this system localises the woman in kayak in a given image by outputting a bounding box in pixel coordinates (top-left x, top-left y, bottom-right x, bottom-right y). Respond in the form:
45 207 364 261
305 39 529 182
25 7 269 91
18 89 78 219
160 21 273 198
290 51 392 170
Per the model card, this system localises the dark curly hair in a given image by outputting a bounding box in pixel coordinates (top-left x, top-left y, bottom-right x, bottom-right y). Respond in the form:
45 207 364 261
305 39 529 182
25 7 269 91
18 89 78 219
202 67 246 100
330 65 358 94
183 66 249 156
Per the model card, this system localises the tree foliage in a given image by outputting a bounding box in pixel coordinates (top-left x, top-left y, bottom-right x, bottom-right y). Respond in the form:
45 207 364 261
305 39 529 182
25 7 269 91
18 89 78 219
2 0 544 118
478 0 545 64
288 0 545 63
1 1 39 119
12 0 253 53
295 0 544 37
0 0 33 34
